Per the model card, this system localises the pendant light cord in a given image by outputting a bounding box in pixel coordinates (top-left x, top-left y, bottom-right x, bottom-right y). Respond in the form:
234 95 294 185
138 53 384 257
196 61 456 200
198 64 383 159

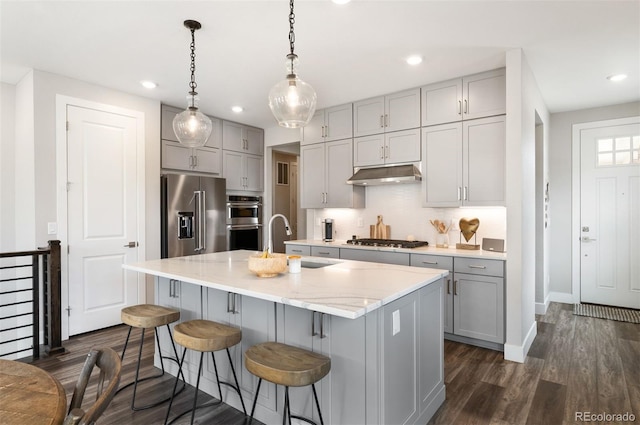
188 26 198 106
288 0 296 55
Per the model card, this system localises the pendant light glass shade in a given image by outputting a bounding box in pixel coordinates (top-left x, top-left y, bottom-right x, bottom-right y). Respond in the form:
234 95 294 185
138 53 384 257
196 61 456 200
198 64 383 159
268 66 317 128
174 20 212 148
268 1 317 128
173 96 212 148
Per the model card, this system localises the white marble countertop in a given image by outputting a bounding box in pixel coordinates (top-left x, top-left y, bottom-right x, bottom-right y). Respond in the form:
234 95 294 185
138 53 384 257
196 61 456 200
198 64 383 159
286 239 508 260
123 250 447 319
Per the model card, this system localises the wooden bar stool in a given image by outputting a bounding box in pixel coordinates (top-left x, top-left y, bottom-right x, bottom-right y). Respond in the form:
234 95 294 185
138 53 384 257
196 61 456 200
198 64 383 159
244 342 331 425
118 304 185 410
164 319 247 425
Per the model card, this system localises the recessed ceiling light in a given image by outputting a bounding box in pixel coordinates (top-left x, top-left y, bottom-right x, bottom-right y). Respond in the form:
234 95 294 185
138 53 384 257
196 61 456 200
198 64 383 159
406 55 423 66
607 74 627 82
231 106 244 113
332 0 351 4
140 80 157 89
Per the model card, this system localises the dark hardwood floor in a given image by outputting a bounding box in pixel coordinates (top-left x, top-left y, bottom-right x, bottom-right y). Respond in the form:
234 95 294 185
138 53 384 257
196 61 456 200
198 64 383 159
30 302 638 424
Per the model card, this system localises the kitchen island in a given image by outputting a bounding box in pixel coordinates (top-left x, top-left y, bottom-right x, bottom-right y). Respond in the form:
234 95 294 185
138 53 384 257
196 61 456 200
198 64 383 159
124 250 448 424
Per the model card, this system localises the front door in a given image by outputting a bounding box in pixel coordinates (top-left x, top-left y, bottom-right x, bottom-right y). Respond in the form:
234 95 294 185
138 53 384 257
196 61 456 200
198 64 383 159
66 105 139 335
580 121 640 309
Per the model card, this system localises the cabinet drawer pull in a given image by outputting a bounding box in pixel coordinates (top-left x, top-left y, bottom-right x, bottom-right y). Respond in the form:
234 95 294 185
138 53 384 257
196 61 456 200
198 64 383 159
292 249 303 253
446 279 451 295
320 313 326 339
468 265 487 269
312 311 318 336
453 280 458 296
318 251 330 255
227 292 234 313
422 260 438 265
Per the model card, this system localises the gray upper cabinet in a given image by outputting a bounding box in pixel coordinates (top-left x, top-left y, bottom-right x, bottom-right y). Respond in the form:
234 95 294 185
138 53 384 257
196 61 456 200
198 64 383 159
222 120 264 155
353 128 421 168
301 104 353 145
421 68 506 126
161 105 223 174
353 88 421 137
422 115 506 207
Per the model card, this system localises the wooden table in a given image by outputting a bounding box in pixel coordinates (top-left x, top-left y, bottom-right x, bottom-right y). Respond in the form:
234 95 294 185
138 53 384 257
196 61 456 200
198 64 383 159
0 359 67 425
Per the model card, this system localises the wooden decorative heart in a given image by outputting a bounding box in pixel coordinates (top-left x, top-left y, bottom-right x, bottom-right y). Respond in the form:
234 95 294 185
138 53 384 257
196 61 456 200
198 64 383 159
459 218 480 242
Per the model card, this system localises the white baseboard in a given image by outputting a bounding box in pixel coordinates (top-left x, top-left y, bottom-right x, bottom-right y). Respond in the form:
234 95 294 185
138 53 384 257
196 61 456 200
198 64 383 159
504 321 537 363
549 291 576 305
535 293 551 315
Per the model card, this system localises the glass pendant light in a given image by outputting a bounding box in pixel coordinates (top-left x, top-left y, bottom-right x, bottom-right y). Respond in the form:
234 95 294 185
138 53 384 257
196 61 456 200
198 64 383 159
173 20 212 148
268 0 317 128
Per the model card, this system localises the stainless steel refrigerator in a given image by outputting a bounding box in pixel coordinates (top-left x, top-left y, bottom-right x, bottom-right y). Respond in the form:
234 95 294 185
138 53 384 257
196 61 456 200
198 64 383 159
161 174 227 258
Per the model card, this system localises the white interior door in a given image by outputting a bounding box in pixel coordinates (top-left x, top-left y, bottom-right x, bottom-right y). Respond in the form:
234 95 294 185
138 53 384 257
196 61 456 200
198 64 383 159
580 122 640 309
66 105 139 335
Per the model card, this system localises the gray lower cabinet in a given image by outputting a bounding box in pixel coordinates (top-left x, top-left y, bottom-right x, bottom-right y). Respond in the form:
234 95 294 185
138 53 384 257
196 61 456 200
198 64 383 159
311 246 340 258
278 305 367 425
202 288 278 418
453 258 504 344
340 248 410 265
285 244 311 256
411 254 505 346
277 280 445 424
155 278 202 374
410 254 454 334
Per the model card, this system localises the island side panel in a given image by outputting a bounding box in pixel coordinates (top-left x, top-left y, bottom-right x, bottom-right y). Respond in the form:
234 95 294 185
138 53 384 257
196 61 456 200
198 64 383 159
380 277 446 425
418 279 447 422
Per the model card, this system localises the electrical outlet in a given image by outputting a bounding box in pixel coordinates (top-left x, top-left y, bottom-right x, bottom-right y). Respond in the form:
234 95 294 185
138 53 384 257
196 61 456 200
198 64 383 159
47 222 57 235
392 310 400 335
357 217 363 227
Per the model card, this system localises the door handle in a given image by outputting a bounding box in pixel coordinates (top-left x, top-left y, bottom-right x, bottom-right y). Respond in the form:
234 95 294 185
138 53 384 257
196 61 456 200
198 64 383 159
123 241 138 248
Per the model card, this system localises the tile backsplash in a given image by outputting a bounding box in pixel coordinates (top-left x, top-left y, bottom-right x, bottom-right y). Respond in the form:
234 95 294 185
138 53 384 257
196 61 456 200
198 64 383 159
308 184 506 248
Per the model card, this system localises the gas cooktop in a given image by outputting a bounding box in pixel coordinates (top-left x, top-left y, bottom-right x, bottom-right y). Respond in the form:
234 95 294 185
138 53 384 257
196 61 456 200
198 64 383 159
345 238 429 249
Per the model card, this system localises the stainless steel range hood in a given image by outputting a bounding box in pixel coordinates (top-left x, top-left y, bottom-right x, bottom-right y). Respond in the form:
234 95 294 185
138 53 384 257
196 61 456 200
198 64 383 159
346 164 422 186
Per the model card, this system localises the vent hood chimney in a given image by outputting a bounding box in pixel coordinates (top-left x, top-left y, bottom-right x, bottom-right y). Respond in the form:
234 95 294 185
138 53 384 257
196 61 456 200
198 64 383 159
346 164 422 186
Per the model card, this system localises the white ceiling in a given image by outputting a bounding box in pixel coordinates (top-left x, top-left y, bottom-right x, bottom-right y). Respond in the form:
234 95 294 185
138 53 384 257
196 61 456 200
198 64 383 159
1 0 638 129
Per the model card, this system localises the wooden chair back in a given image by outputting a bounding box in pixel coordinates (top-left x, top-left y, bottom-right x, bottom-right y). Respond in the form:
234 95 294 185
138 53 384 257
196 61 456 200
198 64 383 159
63 347 122 425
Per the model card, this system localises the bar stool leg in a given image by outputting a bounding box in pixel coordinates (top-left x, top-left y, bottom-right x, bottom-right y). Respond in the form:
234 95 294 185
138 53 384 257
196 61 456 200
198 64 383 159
312 384 324 425
248 378 263 424
164 347 188 425
226 348 247 415
189 351 205 425
283 386 291 425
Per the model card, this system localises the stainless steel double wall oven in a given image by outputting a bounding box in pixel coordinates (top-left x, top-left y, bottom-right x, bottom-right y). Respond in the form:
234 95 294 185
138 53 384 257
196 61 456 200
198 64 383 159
226 195 262 251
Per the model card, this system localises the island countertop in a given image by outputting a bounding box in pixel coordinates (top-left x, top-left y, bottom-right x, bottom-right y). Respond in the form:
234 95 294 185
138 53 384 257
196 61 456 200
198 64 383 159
123 250 448 319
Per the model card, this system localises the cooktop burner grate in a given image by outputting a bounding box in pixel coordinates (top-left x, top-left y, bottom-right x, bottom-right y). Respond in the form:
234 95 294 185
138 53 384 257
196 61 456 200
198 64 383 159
346 238 429 249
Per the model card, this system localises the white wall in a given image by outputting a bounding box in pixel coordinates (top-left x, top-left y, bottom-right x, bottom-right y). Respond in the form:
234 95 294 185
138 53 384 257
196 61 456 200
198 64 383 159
14 70 161 305
504 49 550 362
548 101 640 300
308 184 506 244
0 82 16 252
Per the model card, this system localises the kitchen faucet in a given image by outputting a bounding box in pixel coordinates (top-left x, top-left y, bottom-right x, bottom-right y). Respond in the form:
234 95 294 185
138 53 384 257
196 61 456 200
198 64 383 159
266 214 292 254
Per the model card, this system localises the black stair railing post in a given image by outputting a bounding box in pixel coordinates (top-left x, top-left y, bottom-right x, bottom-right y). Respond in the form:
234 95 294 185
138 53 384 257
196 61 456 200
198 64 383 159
32 254 40 359
45 240 64 355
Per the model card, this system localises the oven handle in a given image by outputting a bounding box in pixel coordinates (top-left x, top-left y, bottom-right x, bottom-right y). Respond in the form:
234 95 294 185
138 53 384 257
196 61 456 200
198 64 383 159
227 202 262 208
227 224 263 229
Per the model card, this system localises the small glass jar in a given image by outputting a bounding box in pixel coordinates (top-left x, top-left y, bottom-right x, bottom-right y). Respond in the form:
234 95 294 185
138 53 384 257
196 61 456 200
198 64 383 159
436 233 449 248
288 255 301 273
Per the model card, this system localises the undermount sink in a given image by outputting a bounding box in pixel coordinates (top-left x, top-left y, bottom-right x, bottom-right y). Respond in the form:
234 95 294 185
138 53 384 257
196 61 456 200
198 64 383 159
300 261 334 269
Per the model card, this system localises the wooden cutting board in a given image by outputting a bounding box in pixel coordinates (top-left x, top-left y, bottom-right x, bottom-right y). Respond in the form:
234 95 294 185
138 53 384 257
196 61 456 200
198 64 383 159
370 215 390 239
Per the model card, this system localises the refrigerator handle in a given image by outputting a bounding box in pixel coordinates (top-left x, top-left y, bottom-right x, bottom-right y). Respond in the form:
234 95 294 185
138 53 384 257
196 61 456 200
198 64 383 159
194 190 205 252
199 190 206 252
